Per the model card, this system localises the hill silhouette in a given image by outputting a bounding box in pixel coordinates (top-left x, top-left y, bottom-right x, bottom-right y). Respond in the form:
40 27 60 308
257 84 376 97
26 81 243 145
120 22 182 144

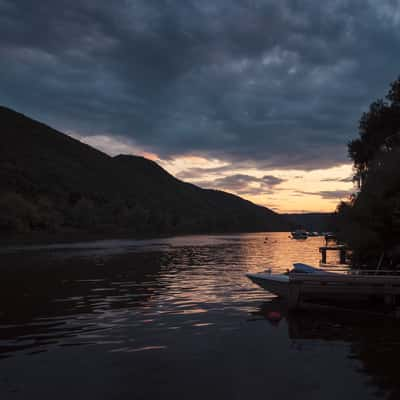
0 106 291 236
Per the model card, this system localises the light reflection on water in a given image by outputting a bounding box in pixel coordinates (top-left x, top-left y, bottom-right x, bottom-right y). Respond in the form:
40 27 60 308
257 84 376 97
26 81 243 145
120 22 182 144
0 232 398 399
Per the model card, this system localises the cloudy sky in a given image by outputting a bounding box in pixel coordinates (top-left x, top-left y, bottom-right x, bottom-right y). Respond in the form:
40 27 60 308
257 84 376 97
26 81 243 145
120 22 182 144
1 0 399 212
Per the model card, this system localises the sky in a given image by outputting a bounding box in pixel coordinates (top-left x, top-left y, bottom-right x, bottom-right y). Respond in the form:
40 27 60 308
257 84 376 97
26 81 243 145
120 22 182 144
1 0 399 212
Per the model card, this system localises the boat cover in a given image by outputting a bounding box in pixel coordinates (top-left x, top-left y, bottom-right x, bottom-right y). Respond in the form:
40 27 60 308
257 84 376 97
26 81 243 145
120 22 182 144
292 263 328 274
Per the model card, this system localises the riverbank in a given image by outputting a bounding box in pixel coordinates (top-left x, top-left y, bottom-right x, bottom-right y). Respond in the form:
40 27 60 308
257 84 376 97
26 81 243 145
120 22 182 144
0 229 293 247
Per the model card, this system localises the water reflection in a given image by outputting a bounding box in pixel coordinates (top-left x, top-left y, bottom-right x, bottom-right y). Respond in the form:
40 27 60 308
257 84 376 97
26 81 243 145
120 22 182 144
253 298 400 399
0 233 393 399
0 251 168 358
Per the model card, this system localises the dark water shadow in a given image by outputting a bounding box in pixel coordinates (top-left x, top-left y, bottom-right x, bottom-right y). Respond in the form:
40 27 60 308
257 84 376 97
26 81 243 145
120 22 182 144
252 298 400 400
0 250 172 358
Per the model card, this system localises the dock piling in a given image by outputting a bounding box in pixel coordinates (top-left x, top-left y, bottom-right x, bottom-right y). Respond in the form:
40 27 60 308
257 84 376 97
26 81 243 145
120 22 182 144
288 282 301 310
319 245 347 265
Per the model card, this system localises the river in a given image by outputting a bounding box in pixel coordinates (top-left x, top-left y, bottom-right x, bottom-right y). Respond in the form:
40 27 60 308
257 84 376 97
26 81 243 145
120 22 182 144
0 232 399 399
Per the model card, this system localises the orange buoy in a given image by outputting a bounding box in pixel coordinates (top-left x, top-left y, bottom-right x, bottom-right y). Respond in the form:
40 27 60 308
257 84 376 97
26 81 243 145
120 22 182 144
267 311 282 321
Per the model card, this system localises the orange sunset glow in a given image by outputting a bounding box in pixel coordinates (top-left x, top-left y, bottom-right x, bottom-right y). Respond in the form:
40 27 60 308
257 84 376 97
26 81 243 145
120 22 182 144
69 132 354 213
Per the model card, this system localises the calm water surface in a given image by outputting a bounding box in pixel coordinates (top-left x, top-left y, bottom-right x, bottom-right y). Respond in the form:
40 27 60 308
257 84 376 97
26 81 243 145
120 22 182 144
0 232 399 399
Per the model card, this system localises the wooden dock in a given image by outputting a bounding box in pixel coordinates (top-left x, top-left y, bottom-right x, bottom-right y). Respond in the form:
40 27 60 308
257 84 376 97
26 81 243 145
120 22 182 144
319 244 347 264
288 272 400 312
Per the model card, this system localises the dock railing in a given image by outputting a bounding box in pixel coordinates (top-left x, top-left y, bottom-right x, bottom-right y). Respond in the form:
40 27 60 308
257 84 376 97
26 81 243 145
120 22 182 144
318 266 400 275
288 271 400 310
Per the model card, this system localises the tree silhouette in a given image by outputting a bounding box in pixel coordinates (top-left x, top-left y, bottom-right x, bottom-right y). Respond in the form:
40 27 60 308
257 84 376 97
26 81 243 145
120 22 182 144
338 76 400 267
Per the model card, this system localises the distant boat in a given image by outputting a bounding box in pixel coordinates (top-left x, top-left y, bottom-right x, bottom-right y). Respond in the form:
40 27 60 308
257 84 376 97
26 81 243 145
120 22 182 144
290 230 308 239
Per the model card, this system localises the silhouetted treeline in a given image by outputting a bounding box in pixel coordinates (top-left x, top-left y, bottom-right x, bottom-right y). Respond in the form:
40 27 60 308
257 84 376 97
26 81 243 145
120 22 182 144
282 213 336 233
337 77 400 267
0 106 291 237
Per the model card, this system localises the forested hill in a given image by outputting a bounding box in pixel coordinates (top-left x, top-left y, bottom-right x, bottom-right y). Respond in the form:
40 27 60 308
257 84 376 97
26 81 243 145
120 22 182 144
283 213 336 232
0 106 291 236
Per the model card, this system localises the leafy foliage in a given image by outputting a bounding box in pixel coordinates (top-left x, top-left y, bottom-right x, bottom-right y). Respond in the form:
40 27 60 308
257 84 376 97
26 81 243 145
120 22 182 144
337 77 400 267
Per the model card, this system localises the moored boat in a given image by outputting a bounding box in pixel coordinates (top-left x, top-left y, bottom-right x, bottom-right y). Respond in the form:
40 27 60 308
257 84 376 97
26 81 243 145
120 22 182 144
290 230 308 239
247 263 400 311
246 272 290 297
246 263 330 298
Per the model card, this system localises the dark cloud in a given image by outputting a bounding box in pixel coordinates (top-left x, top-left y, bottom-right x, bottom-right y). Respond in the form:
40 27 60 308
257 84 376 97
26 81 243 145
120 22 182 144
175 165 236 180
262 175 285 186
296 189 353 200
321 176 354 183
318 190 353 200
1 0 400 169
196 173 285 195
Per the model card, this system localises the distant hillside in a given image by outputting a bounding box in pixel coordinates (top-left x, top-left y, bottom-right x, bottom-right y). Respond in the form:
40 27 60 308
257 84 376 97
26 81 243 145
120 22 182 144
283 213 336 232
0 106 291 236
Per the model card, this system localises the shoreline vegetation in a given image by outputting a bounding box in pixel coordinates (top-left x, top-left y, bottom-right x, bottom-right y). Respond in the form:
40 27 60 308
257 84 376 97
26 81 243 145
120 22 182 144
337 76 400 269
0 106 294 239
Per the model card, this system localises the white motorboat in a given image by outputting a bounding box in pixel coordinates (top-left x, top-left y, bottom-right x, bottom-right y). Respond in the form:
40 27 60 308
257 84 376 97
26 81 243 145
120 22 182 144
247 263 400 312
290 230 308 239
246 272 290 297
308 231 321 237
246 263 332 298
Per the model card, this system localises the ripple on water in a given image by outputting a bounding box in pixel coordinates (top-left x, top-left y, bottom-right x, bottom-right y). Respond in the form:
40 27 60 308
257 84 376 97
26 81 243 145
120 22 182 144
2 233 388 400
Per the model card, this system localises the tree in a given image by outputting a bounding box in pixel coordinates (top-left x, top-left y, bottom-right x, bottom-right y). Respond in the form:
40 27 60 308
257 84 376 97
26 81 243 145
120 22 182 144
0 192 38 232
349 84 400 189
338 76 400 267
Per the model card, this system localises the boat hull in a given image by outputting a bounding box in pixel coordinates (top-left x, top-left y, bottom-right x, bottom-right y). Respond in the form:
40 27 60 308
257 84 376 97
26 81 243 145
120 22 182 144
247 267 400 311
246 273 289 298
